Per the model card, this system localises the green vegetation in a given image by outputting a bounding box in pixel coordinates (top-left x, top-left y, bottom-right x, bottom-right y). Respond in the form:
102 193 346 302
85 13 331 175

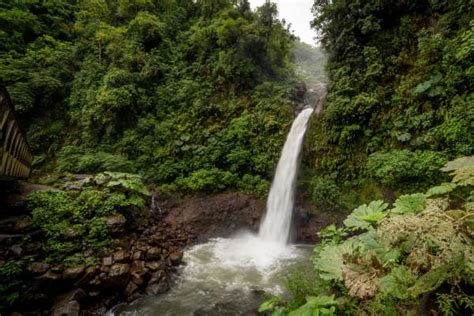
1 0 301 193
27 172 150 262
0 172 149 310
261 156 474 315
306 0 473 185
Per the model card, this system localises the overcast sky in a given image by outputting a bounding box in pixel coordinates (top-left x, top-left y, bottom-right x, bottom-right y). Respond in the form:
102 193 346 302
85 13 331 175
249 0 316 46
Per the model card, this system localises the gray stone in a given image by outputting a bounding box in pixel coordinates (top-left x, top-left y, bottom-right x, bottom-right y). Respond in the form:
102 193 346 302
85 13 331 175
52 300 80 316
123 281 139 297
74 266 97 286
102 256 113 266
10 244 23 256
53 288 87 308
27 262 50 275
169 251 183 265
105 214 126 233
36 270 61 284
145 261 164 271
113 250 129 263
146 247 161 260
132 250 143 261
63 265 85 280
145 279 169 295
105 263 130 288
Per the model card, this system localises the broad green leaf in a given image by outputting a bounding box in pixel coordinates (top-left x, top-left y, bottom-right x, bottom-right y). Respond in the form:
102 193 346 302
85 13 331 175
425 183 458 197
379 266 417 299
344 200 388 229
313 240 357 281
258 296 281 312
391 194 426 214
441 156 474 186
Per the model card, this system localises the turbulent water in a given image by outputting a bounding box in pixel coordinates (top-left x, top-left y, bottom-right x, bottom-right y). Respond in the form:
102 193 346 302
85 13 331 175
259 107 314 244
110 109 314 315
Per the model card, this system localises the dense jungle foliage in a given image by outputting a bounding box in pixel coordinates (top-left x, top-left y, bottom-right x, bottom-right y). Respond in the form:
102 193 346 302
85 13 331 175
305 0 474 199
0 0 306 193
262 156 474 315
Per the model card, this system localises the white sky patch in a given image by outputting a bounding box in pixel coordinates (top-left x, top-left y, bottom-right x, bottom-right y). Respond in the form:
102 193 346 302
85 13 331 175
249 0 316 46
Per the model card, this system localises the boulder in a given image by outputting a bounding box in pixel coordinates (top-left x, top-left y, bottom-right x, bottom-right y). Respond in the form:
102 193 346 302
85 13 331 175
145 261 164 271
105 213 126 233
123 281 139 297
169 251 183 265
102 256 113 266
145 279 169 295
36 271 62 286
131 250 143 261
146 247 161 260
74 266 97 287
63 265 85 280
113 250 129 263
130 261 148 285
105 263 130 288
53 289 87 308
10 244 23 256
52 300 80 316
27 262 50 275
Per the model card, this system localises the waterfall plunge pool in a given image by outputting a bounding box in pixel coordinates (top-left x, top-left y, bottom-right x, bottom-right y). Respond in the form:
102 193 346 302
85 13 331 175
108 231 312 316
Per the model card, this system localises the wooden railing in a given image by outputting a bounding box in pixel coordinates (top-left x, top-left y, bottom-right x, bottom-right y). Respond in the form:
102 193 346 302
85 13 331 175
0 82 32 180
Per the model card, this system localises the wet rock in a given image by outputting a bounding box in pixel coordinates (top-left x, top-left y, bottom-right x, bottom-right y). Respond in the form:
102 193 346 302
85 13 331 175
51 265 64 273
102 256 113 266
54 288 87 307
106 263 130 288
132 251 143 261
52 300 80 316
27 262 50 275
63 265 85 280
75 266 97 286
145 279 169 295
63 183 81 191
149 270 166 284
169 251 183 264
10 244 23 256
145 261 164 271
36 270 61 285
123 281 139 297
146 247 161 260
105 214 126 233
113 250 129 263
130 261 148 285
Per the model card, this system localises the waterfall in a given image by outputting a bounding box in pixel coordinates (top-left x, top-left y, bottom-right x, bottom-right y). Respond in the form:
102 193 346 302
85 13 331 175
259 107 313 244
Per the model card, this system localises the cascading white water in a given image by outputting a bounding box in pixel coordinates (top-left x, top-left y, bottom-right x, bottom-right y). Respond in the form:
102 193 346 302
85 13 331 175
259 107 314 244
109 108 315 316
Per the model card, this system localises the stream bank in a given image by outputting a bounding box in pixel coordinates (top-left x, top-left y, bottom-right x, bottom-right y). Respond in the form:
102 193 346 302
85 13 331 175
0 181 342 315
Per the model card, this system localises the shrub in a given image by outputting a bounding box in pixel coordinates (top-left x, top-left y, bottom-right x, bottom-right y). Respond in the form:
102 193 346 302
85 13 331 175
177 168 238 192
310 176 342 209
366 150 447 188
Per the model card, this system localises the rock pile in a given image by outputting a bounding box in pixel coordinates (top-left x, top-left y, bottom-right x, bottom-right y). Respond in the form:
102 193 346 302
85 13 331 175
1 216 193 316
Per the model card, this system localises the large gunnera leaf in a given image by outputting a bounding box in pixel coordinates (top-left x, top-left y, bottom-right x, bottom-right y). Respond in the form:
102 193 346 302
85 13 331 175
344 200 388 229
313 240 357 281
379 265 416 299
441 156 474 186
391 193 426 214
